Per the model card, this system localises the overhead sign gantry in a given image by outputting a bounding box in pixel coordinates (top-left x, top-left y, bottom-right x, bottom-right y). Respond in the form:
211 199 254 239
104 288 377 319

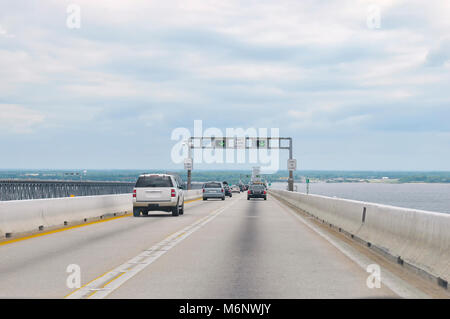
184 137 296 191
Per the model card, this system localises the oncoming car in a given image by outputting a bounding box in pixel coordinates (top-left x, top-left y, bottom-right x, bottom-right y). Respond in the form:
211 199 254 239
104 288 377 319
133 173 185 217
202 182 225 200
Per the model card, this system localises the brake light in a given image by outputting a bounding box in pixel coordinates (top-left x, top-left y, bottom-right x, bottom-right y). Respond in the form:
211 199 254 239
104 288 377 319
133 189 136 198
203 189 205 193
221 188 224 193
263 190 267 194
171 189 176 197
248 190 251 194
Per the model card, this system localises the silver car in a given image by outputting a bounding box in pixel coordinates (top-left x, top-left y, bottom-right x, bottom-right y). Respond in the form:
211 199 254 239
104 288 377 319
231 185 240 193
202 182 225 200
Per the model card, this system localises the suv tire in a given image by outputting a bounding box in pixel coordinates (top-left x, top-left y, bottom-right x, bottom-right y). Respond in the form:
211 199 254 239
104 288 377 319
172 204 180 216
133 207 141 217
179 202 184 215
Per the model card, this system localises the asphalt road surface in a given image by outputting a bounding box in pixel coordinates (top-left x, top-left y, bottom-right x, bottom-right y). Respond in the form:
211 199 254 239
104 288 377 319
0 192 434 299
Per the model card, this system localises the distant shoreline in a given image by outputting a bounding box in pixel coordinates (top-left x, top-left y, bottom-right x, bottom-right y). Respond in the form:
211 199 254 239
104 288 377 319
293 180 450 184
1 170 449 184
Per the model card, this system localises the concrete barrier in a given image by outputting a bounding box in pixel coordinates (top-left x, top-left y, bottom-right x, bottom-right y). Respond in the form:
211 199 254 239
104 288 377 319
0 194 132 238
270 189 450 285
185 189 203 201
0 189 203 239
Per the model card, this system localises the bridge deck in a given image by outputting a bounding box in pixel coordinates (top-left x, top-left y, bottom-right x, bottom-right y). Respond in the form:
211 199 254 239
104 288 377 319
0 193 441 298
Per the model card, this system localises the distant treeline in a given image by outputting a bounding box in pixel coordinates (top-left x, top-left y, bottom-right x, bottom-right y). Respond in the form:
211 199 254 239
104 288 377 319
295 170 450 181
0 170 449 184
397 175 450 183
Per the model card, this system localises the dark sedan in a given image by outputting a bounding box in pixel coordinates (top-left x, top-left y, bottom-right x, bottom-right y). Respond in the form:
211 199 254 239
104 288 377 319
224 185 232 197
247 185 267 200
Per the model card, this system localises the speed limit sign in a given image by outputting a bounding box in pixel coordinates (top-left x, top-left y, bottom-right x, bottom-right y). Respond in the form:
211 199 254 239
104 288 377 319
287 159 297 171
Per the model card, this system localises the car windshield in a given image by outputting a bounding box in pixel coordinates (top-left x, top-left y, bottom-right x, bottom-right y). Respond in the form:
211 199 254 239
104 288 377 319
135 176 173 187
204 182 221 188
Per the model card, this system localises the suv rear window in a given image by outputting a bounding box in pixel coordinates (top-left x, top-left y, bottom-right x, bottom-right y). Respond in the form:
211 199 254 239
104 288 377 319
204 182 221 188
135 176 173 188
250 185 264 190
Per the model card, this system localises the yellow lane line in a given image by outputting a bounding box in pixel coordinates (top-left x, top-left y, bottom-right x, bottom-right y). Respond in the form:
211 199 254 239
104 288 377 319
184 197 202 204
64 268 115 299
86 272 126 299
0 214 131 247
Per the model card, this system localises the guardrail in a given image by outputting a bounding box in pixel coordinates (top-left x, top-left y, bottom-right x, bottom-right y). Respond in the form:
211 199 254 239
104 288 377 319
270 189 450 289
0 180 135 201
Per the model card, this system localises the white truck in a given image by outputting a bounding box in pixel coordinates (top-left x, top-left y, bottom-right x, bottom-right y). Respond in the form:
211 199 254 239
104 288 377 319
133 173 185 217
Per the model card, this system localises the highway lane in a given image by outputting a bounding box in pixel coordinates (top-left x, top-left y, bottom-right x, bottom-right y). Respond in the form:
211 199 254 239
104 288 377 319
107 193 397 299
0 197 225 298
0 192 427 298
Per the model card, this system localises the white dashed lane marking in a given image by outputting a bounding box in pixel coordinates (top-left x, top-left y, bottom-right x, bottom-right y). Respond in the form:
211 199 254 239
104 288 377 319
66 199 239 299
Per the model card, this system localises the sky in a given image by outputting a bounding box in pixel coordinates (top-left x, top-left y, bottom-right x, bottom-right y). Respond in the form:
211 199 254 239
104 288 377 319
0 0 449 171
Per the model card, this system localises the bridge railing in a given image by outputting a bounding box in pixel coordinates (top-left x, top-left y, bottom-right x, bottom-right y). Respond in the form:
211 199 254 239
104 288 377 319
0 180 135 201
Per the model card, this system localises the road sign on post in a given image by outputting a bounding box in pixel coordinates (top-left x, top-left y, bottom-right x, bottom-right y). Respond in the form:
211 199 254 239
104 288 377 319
287 159 297 171
184 158 193 170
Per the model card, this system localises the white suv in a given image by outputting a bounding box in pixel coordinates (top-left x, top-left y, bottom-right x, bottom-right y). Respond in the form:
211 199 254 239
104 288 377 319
133 173 185 217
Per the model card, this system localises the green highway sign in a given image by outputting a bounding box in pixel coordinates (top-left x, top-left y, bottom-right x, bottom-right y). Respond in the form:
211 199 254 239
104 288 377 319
214 139 226 148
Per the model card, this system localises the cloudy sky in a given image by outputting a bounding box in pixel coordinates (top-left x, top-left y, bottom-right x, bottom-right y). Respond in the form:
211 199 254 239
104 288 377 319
0 0 449 170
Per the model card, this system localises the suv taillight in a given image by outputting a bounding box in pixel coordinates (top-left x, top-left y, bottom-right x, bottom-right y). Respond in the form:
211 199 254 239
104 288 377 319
171 189 176 197
248 190 251 194
263 190 267 194
203 189 205 193
221 188 224 193
133 189 136 198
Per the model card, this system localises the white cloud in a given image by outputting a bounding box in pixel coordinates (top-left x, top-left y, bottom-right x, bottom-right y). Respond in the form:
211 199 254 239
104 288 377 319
196 63 305 81
0 0 449 169
0 104 45 134
0 24 15 38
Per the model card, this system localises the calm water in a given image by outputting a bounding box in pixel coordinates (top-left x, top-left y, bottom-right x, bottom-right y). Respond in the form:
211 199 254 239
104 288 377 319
271 182 450 214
